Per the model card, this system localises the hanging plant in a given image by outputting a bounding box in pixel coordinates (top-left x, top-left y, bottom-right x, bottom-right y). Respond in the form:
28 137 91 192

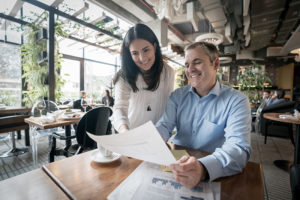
21 14 68 107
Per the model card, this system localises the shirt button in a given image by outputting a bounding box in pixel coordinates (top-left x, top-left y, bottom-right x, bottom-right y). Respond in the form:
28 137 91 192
192 130 195 134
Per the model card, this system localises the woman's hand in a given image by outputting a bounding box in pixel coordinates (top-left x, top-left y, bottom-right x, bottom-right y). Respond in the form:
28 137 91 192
118 124 129 133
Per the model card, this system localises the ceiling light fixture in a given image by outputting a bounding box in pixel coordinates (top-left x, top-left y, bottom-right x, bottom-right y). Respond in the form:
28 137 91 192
195 33 224 46
291 48 300 62
219 56 232 64
145 0 187 20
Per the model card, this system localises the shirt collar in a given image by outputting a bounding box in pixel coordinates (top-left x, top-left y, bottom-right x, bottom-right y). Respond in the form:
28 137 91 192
188 80 221 97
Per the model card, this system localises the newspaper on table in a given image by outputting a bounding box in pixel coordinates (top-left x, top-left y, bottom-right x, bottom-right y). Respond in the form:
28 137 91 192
107 161 221 200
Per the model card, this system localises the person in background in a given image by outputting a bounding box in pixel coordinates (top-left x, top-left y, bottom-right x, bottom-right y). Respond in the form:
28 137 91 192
73 90 87 109
80 91 87 99
266 90 286 106
156 41 251 188
112 23 174 133
102 90 114 107
262 90 271 100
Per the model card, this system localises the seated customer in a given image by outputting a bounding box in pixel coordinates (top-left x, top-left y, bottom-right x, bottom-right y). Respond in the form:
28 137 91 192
156 42 251 188
266 90 286 106
102 90 114 107
73 90 87 110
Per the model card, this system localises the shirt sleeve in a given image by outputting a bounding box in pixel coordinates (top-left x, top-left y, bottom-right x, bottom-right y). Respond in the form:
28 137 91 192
156 91 178 141
199 95 252 181
112 77 131 131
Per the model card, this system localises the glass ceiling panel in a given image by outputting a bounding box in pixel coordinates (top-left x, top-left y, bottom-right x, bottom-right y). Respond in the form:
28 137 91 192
5 21 22 44
0 0 18 14
0 0 131 56
58 0 86 16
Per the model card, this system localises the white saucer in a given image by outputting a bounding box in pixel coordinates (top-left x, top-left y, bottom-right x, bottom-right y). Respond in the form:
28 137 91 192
91 150 121 163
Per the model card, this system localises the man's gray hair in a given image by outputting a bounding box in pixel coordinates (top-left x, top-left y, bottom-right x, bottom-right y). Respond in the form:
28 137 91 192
185 42 219 63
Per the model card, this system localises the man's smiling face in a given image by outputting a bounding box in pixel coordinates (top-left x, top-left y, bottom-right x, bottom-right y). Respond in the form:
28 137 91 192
184 46 219 96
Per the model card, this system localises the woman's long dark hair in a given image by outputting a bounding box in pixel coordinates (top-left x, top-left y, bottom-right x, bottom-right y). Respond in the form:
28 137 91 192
114 23 164 92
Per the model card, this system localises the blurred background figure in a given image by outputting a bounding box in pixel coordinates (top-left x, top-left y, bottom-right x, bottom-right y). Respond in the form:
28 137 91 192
73 90 87 110
262 90 271 100
267 90 286 106
102 90 114 107
80 91 87 100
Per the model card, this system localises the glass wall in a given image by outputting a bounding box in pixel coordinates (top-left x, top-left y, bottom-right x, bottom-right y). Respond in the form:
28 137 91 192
60 58 80 101
0 43 22 106
84 60 116 103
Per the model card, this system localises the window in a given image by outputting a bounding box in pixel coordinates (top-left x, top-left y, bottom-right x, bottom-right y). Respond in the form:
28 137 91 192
0 43 22 106
60 59 80 100
84 60 116 103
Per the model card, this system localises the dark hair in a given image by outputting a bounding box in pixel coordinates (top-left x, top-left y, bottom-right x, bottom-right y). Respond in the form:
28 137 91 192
105 89 111 97
185 41 219 63
114 23 163 92
276 90 285 98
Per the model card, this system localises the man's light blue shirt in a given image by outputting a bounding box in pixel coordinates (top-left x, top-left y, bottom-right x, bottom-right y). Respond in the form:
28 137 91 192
156 81 252 181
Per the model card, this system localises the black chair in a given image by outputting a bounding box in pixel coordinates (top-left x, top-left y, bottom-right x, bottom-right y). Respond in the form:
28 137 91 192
260 101 297 144
290 164 300 200
49 107 112 161
75 106 113 154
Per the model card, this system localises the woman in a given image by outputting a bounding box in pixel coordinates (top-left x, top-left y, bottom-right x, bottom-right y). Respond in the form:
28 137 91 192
102 89 114 107
112 23 174 133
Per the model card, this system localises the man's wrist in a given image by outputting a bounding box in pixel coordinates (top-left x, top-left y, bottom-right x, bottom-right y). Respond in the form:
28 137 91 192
200 162 209 181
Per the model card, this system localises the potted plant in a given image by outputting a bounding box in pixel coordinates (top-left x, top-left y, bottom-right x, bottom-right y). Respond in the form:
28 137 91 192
236 61 272 108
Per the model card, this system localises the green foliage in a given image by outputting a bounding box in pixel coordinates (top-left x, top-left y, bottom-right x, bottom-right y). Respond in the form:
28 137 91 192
21 19 67 107
0 90 19 106
175 67 186 89
236 61 272 105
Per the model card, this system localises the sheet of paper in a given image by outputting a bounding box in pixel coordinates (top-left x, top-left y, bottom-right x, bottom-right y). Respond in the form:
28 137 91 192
86 121 176 166
107 161 220 200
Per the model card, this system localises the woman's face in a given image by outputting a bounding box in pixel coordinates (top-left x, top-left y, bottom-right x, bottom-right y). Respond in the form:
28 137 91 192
129 39 156 72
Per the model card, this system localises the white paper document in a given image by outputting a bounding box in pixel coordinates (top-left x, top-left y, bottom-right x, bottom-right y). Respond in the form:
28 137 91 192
107 161 220 200
86 121 176 166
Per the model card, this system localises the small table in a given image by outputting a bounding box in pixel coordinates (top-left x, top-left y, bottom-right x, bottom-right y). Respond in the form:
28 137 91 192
25 117 81 165
43 149 264 200
263 113 300 171
0 168 69 200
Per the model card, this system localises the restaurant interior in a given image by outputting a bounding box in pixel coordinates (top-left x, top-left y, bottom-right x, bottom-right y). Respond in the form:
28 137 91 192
0 0 300 199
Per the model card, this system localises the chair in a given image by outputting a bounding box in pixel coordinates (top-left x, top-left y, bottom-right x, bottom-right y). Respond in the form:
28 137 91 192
0 115 30 157
49 107 113 162
290 164 300 200
260 101 297 144
30 100 61 164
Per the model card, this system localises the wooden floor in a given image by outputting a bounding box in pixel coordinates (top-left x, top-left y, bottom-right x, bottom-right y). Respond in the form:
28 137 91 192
0 130 294 200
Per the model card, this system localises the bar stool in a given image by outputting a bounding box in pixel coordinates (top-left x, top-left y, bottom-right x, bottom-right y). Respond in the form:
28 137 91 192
0 115 29 157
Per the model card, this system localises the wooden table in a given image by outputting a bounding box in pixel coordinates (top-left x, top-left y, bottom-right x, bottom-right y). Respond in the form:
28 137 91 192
43 149 264 200
263 113 300 170
0 168 69 200
25 117 81 164
0 107 31 146
0 107 31 115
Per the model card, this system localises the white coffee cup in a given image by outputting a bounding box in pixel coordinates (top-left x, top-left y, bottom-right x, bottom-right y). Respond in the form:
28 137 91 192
97 143 112 157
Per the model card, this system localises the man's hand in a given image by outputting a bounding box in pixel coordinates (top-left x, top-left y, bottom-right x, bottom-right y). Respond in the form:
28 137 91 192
170 156 207 188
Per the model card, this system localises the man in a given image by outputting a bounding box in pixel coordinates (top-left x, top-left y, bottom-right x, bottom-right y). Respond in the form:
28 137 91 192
156 42 251 188
262 90 271 100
